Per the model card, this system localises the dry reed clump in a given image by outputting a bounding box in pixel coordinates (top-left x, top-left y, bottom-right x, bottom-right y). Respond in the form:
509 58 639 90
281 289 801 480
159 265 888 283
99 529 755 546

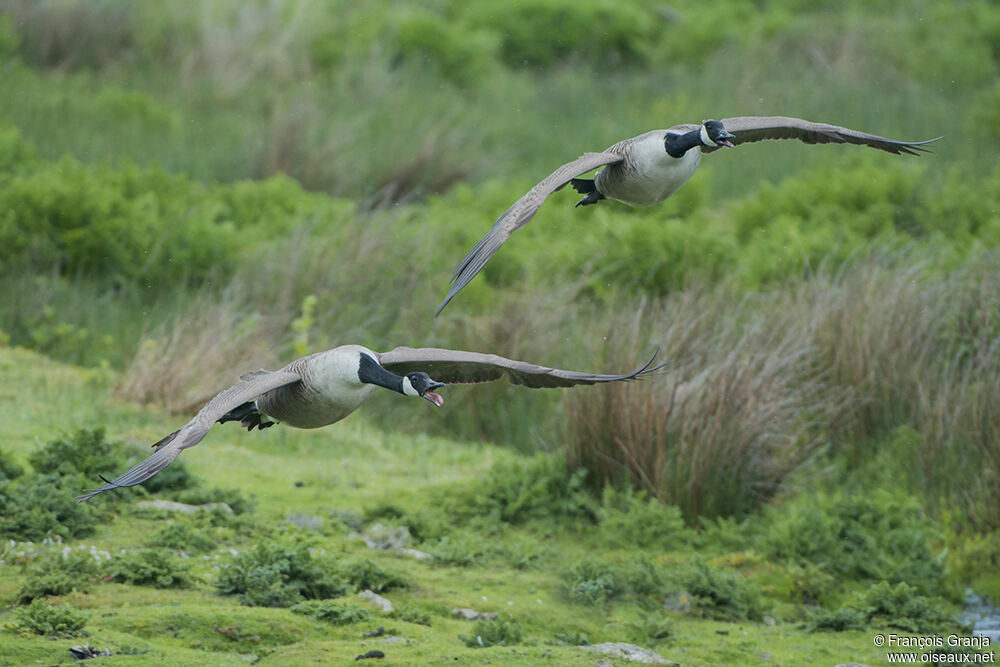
808 254 1000 527
565 252 1000 526
112 288 282 416
565 292 834 521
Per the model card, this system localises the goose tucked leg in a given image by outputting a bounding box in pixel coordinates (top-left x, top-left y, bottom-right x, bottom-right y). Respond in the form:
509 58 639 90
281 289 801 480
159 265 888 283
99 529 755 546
218 401 276 431
570 178 606 207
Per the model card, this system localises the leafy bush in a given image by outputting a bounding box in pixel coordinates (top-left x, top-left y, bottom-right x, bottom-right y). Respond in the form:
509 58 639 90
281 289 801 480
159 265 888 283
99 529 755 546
676 561 765 621
215 539 348 607
428 532 490 567
107 549 193 589
340 558 409 594
598 487 692 549
808 581 956 633
566 559 623 604
17 551 100 603
290 600 372 625
439 455 596 527
758 492 948 595
0 473 103 541
459 616 524 648
27 427 125 481
147 520 217 554
13 599 89 638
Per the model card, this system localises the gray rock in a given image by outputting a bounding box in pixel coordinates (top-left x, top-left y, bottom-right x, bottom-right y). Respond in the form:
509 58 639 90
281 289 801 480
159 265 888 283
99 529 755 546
580 642 670 664
135 499 233 515
359 589 393 612
452 607 498 621
286 513 324 531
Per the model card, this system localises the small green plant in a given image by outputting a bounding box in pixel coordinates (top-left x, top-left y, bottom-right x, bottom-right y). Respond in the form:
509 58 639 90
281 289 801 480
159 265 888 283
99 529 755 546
147 520 217 553
17 551 99 603
340 558 409 593
566 559 623 604
676 561 764 621
428 531 490 567
459 616 524 648
13 599 89 638
291 600 372 625
107 549 193 589
388 604 433 627
215 539 348 607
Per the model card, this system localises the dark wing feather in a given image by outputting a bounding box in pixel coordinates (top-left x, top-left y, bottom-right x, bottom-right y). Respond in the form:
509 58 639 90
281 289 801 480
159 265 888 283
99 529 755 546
378 347 665 389
77 369 301 502
702 116 941 155
436 151 623 316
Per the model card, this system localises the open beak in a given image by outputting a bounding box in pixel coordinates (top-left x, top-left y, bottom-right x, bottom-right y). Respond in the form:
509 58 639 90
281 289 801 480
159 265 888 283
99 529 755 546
717 131 736 148
422 381 446 407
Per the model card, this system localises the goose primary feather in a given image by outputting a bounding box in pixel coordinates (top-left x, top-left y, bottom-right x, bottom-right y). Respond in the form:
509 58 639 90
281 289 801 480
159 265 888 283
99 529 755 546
436 116 940 315
77 344 663 502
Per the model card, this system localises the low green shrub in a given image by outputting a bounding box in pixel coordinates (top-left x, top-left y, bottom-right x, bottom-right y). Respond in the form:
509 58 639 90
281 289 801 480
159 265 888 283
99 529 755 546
147 520 217 554
17 551 100 603
758 491 948 596
388 604 433 627
807 581 956 633
676 561 765 621
566 559 623 604
598 487 692 549
439 455 595 527
107 549 193 589
428 532 490 567
459 616 524 648
0 473 103 541
215 539 348 607
290 600 372 625
13 599 89 638
340 558 409 594
27 427 125 481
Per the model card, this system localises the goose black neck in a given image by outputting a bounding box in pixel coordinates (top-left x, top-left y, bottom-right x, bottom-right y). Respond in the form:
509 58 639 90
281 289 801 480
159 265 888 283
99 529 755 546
358 353 405 394
664 129 703 158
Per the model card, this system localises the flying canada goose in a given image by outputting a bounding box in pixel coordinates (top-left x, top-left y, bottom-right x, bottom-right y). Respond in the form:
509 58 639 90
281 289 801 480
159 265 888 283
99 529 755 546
436 116 940 314
77 344 662 502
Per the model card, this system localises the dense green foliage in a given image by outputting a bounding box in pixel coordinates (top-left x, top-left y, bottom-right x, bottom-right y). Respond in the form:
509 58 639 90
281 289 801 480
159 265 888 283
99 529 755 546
13 599 90 638
106 549 194 589
214 539 349 607
17 551 99 603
